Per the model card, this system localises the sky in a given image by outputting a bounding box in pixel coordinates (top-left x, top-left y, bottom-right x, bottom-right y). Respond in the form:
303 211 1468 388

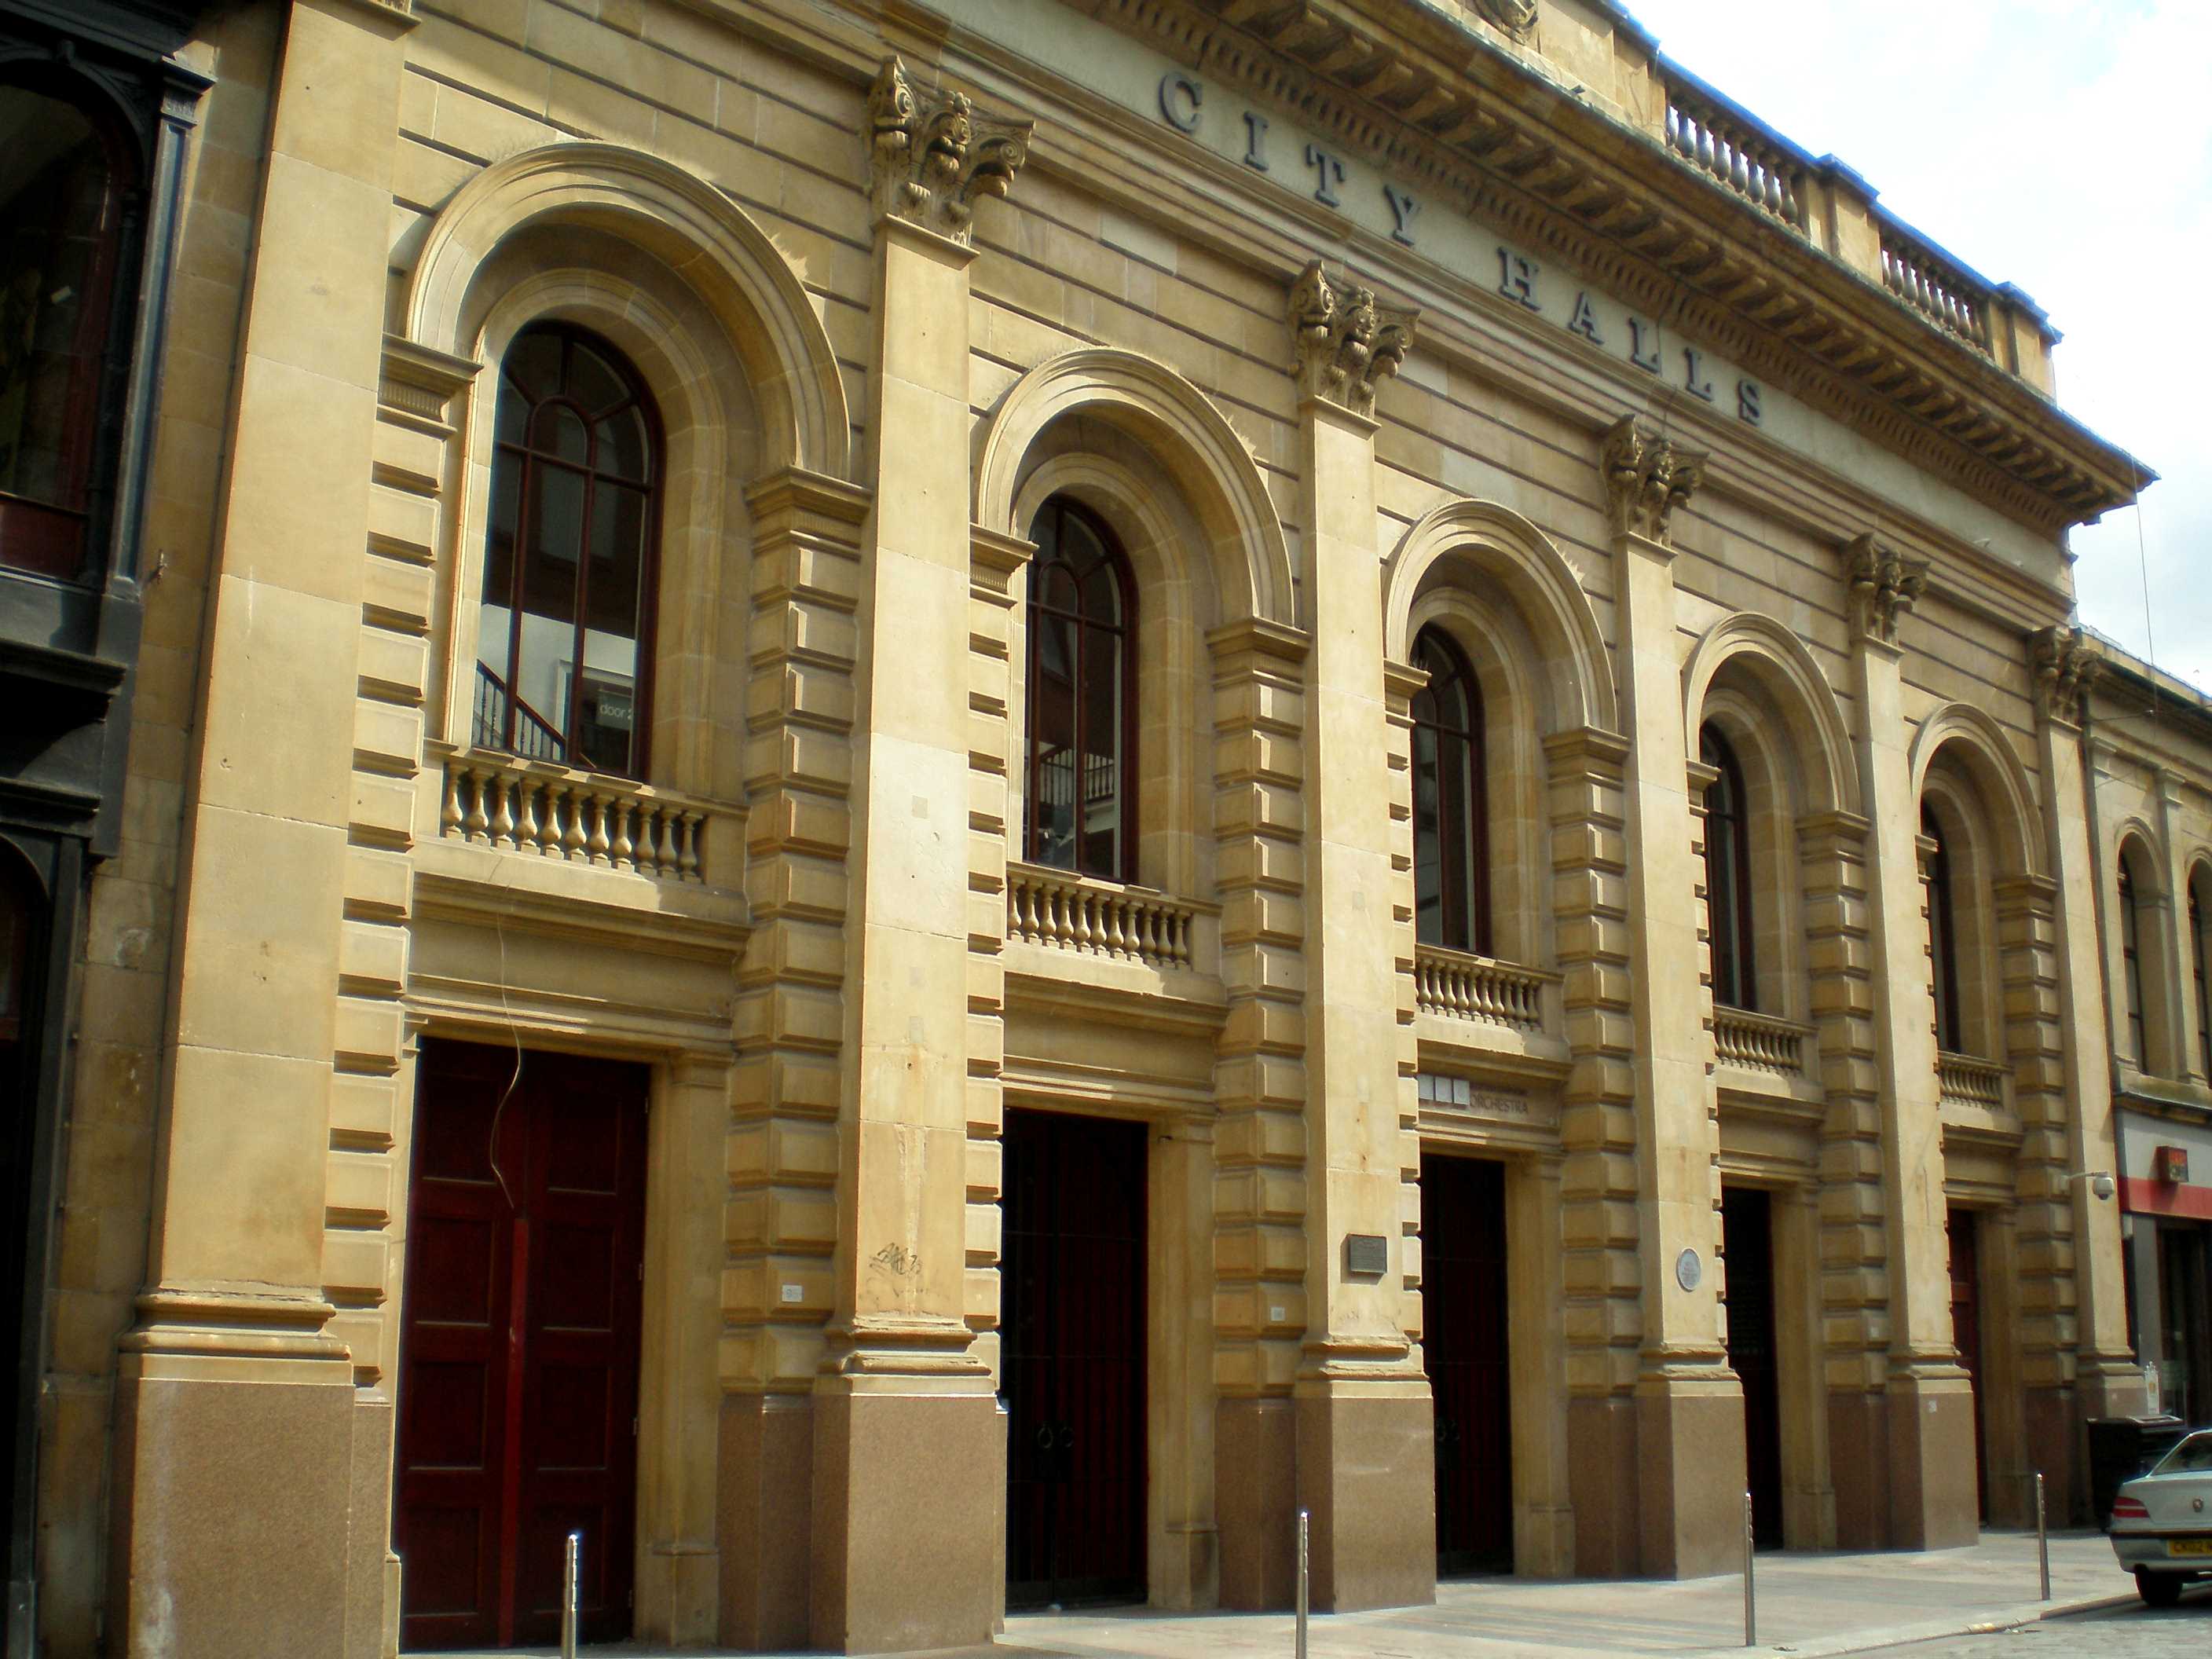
1617 0 2212 690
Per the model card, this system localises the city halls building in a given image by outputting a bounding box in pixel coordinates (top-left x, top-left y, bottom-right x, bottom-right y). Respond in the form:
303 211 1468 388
15 0 2194 1654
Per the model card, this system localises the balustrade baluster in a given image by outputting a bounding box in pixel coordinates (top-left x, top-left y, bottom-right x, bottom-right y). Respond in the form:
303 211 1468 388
462 764 493 843
677 811 701 881
490 774 518 850
612 800 635 871
516 778 543 854
441 764 466 840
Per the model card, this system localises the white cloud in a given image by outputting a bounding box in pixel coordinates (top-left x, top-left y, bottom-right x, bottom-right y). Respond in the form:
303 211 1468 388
1621 0 2212 687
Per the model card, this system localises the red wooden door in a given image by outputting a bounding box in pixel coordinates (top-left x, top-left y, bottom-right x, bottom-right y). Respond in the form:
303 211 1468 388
1002 1108 1147 1609
397 1039 648 1650
1947 1207 1987 1520
1423 1153 1514 1575
1722 1186 1783 1548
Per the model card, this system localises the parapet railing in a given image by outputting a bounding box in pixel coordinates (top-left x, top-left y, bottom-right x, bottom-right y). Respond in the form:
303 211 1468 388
1005 862 1199 972
438 749 711 884
1937 1049 2009 1109
1879 224 1994 353
1413 945 1553 1032
1712 1006 1815 1077
1661 65 1810 231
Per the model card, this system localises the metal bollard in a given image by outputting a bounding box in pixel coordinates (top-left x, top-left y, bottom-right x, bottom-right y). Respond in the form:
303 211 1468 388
562 1530 581 1659
1742 1490 1756 1648
1295 1507 1309 1659
2035 1472 2049 1602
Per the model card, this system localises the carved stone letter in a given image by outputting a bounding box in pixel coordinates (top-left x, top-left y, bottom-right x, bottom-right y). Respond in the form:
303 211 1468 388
2030 624 2101 726
865 57 1031 244
1599 415 1705 544
1288 259 1417 418
1844 534 1928 645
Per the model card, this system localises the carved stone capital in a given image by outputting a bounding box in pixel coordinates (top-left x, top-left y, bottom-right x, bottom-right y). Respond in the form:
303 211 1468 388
1287 259 1416 417
864 57 1030 245
1844 534 1927 645
2030 623 2101 726
1598 416 1704 544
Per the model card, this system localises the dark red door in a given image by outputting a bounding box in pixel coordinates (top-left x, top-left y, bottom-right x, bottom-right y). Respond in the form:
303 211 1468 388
1722 1186 1783 1548
1423 1153 1514 1575
397 1038 648 1650
1947 1207 1987 1520
1002 1108 1147 1608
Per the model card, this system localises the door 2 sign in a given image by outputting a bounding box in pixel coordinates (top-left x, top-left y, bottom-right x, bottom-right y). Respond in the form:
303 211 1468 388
1155 70 1767 427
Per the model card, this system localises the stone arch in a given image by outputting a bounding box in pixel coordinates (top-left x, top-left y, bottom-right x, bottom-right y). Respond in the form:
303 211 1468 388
973 348 1296 629
1907 705 2045 880
405 141 849 480
1680 613 1859 820
1383 497 1619 738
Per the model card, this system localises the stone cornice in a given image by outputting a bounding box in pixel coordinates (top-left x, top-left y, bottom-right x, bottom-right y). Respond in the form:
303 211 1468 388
1079 0 2144 533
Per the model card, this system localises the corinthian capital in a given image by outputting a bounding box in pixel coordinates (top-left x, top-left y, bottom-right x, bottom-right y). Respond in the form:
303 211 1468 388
2031 624 2101 726
1287 259 1416 417
1844 535 1927 645
865 57 1030 245
1599 416 1705 544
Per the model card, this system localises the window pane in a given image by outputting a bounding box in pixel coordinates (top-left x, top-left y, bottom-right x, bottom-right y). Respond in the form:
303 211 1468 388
529 401 588 465
566 339 628 420
585 485 646 636
1079 624 1121 877
511 464 583 756
503 330 562 403
1080 554 1122 625
599 404 650 484
1030 610 1079 869
1412 725 1442 947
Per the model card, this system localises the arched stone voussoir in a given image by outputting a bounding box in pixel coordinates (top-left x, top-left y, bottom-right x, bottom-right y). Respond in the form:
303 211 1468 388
1680 612 1860 819
1383 496 1618 735
403 141 850 481
973 347 1295 629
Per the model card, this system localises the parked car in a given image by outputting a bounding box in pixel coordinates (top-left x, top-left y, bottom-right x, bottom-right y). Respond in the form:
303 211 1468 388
2109 1426 2212 1606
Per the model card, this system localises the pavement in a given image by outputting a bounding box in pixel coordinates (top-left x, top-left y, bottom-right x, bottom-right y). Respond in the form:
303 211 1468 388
463 1528 2167 1657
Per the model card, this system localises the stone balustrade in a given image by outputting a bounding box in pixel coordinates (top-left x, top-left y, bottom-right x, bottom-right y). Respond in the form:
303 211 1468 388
1413 945 1552 1031
1662 68 1808 230
1879 228 1992 353
438 749 710 883
1937 1049 2009 1109
1005 862 1198 971
1712 1005 1814 1076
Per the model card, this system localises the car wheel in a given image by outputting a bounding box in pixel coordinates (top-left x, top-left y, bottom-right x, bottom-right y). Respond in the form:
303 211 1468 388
2136 1569 2185 1609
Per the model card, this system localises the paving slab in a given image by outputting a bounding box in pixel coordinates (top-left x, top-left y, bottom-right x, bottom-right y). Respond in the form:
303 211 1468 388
439 1529 2137 1659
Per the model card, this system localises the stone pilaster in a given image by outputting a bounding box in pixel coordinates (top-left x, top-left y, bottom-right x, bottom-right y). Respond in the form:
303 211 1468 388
1844 535 1976 1549
1544 724 1643 1574
110 4 416 1654
1796 810 1892 1546
1207 616 1311 1609
722 469 870 1650
1599 416 1741 1577
2026 625 2146 1515
1287 262 1432 1613
805 65 1027 1653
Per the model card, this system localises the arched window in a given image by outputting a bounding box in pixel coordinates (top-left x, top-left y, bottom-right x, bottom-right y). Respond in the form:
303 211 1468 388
1701 723 1756 1011
0 78 134 580
2119 855 2147 1065
1411 626 1489 955
1925 806 1965 1053
2193 877 2210 1079
1024 497 1133 881
474 325 657 778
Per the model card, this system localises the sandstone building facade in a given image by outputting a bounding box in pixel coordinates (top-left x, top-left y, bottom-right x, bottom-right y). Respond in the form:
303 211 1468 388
9 0 2201 1654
